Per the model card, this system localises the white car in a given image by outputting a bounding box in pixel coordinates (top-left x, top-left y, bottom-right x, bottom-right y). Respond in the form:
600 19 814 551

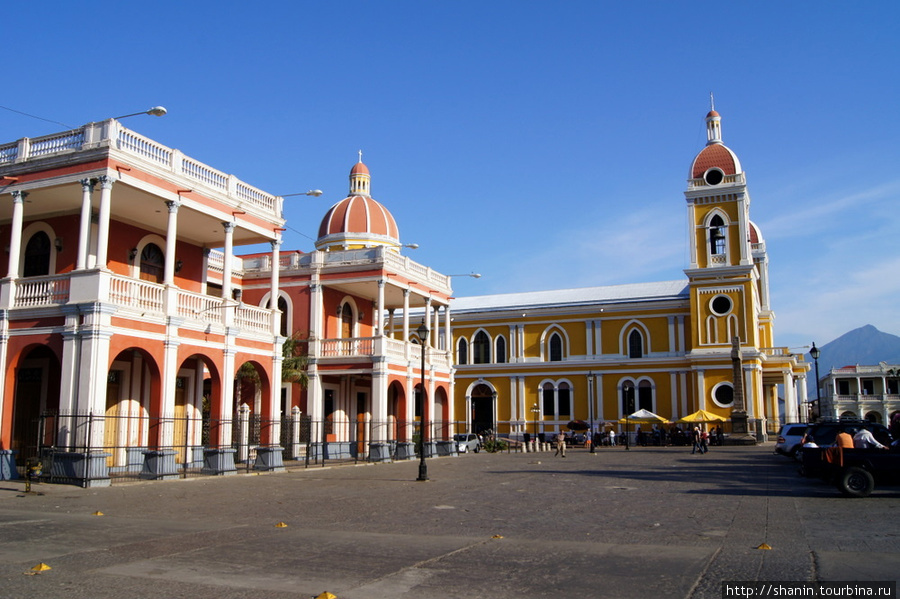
454 433 481 453
774 424 807 459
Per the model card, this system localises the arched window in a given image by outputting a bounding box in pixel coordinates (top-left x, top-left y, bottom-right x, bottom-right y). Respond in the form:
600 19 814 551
621 381 636 415
495 336 507 364
458 338 468 365
139 243 164 283
638 380 653 411
558 382 571 417
709 214 726 256
473 331 490 364
542 382 555 415
266 296 290 337
549 333 563 362
628 329 643 359
341 304 352 338
23 231 51 277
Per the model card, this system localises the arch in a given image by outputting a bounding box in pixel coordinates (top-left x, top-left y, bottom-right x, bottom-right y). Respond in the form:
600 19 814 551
495 335 507 364
130 234 166 278
538 378 574 421
9 344 62 460
839 410 857 420
618 377 637 416
540 325 569 362
232 357 274 444
864 411 882 424
388 379 408 441
20 222 59 277
467 380 496 434
139 243 165 283
619 320 650 357
472 329 491 364
457 337 468 365
707 212 727 256
106 347 163 452
434 386 450 441
261 291 292 338
637 378 654 412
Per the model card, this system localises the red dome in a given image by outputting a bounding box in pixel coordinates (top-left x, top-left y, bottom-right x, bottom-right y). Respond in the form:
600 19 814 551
350 161 370 175
316 195 399 247
690 143 740 179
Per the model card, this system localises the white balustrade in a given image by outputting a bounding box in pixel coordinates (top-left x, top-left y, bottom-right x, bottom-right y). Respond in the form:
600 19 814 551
108 275 165 313
13 275 70 307
234 303 272 333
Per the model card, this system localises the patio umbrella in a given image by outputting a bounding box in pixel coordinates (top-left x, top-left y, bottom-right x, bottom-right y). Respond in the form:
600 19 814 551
677 409 726 423
617 409 669 424
566 420 590 431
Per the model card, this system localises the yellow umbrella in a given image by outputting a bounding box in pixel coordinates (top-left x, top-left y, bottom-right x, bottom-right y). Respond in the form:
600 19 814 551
677 409 726 423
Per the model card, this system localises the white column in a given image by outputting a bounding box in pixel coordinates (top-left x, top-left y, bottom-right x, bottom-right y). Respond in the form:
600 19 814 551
668 316 676 354
221 222 234 300
376 279 385 336
593 320 602 358
697 369 706 411
443 305 451 354
402 289 410 354
77 179 94 270
584 321 593 357
163 200 180 285
431 300 439 348
95 175 114 268
7 191 26 278
670 371 678 419
270 238 281 335
783 370 797 423
687 201 698 269
745 366 758 419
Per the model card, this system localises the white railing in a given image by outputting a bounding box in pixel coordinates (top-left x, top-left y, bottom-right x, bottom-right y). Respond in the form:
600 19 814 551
0 120 280 218
687 173 746 189
14 275 71 307
109 275 165 313
321 337 376 358
176 289 223 322
234 304 272 333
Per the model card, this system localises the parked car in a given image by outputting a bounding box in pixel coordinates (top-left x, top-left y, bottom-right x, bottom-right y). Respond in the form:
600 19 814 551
795 420 891 464
454 433 481 453
801 445 900 497
774 424 808 459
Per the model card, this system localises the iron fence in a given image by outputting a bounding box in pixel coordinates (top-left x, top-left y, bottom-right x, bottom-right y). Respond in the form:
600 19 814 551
16 412 470 486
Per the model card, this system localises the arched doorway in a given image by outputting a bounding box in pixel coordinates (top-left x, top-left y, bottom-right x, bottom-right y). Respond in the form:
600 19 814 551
470 383 494 434
11 345 61 465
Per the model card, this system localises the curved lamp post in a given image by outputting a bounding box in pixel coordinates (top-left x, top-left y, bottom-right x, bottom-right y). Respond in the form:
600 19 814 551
114 106 168 119
417 322 430 482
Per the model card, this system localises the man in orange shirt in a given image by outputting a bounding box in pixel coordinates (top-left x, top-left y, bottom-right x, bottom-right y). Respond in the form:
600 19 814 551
835 429 854 449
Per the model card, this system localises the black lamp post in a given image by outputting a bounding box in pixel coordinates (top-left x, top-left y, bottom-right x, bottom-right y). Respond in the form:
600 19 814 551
588 372 596 453
417 323 430 482
809 342 821 422
624 383 635 451
531 404 540 441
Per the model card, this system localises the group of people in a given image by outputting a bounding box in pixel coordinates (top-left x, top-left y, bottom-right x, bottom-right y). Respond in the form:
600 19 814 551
549 424 723 456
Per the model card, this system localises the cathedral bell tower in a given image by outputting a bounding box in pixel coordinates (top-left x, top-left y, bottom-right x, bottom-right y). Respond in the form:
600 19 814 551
684 104 761 352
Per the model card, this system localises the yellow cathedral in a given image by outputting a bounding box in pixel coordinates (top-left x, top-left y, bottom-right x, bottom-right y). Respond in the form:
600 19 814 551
449 108 809 441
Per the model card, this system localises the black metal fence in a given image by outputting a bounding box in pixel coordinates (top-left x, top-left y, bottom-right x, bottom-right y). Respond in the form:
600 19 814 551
15 412 469 486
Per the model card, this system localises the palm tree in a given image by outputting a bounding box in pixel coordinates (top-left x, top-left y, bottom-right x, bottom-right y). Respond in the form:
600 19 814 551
280 332 309 388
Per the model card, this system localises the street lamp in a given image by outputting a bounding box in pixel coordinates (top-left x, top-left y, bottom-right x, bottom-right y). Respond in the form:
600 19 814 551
448 273 482 278
809 342 821 422
114 106 168 119
588 372 595 453
530 404 540 440
279 190 324 197
417 322 430 482
623 382 635 451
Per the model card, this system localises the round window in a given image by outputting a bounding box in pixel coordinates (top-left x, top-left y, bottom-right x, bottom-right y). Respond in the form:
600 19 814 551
712 383 734 408
704 168 724 185
710 295 732 316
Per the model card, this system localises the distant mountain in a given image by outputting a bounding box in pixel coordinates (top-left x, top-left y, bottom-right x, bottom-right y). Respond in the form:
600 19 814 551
805 325 900 397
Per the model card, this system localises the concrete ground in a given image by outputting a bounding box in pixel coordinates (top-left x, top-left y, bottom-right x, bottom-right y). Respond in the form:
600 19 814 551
0 444 898 599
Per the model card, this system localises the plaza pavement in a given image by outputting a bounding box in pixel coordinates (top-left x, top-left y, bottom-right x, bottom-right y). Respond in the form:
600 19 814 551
0 443 898 599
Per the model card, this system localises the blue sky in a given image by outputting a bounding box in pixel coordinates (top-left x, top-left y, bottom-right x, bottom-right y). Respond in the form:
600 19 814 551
4 1 899 351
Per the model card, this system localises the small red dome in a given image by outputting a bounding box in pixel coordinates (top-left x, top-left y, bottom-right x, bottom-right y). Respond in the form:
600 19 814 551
707 110 720 118
350 161 370 175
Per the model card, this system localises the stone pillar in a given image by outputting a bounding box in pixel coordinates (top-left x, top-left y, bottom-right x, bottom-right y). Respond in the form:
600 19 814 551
7 191 26 278
221 222 234 300
77 179 94 270
270 238 282 335
95 176 113 268
163 200 180 285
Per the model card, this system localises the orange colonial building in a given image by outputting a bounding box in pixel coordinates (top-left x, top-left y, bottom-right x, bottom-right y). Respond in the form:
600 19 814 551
239 158 455 462
0 118 286 485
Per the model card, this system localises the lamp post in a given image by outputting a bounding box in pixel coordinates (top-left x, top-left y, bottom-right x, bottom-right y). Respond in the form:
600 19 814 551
417 322 430 482
588 372 596 453
809 342 821 422
624 382 635 451
531 404 540 440
279 190 324 198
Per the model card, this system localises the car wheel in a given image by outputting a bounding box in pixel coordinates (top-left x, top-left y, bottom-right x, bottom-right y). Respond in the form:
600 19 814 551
837 466 875 498
474 445 480 453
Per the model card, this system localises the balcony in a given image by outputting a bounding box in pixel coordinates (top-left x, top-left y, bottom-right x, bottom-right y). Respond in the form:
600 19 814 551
315 335 451 369
6 271 273 337
0 120 282 222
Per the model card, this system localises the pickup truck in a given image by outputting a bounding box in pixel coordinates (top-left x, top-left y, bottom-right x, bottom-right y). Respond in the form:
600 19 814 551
800 446 900 497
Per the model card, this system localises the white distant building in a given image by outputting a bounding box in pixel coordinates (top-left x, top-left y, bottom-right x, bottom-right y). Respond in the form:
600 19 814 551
814 363 900 423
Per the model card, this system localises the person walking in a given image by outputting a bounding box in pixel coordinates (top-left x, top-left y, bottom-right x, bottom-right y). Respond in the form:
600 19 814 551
691 426 702 454
554 432 566 457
